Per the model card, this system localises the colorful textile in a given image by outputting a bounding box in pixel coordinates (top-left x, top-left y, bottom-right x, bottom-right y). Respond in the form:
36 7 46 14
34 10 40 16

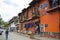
25 23 29 29
29 22 34 27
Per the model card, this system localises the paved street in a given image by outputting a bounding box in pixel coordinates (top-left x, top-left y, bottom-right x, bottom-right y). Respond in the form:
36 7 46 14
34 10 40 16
0 31 33 40
0 30 60 40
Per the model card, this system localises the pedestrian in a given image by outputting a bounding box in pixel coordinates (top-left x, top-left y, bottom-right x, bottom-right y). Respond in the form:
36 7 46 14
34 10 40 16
5 29 9 40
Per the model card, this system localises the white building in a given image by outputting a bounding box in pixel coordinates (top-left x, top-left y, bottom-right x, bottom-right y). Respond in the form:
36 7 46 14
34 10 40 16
9 16 19 32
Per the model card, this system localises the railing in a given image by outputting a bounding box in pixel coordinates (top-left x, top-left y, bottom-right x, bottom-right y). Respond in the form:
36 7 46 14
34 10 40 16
47 0 60 13
32 9 39 19
49 0 60 8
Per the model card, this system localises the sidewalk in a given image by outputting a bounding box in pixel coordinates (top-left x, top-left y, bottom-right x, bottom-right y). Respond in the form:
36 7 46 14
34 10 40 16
14 32 60 40
34 35 60 40
34 37 60 40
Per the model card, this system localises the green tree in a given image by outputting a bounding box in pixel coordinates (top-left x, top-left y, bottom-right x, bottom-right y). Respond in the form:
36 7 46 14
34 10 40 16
0 17 3 27
0 18 2 25
3 22 9 28
0 15 9 28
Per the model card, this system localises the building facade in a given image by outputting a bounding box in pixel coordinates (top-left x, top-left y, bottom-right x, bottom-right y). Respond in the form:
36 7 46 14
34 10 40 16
18 0 60 35
9 16 20 32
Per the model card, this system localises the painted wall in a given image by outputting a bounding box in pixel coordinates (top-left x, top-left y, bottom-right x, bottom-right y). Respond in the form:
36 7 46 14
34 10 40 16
28 8 35 33
10 22 16 27
39 0 59 32
19 0 60 33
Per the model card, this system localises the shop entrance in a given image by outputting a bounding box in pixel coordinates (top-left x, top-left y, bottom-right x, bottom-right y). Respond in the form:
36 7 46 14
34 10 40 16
34 21 40 35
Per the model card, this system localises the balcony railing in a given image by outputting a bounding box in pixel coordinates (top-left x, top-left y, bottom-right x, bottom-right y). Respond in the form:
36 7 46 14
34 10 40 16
20 17 28 23
32 9 40 19
47 0 60 13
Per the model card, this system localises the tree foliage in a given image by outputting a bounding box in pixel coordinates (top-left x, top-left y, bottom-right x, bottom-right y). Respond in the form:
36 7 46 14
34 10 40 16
0 18 2 25
0 16 9 28
3 22 9 27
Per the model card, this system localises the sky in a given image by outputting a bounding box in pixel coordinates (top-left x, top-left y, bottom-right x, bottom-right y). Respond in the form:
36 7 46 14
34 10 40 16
0 0 32 22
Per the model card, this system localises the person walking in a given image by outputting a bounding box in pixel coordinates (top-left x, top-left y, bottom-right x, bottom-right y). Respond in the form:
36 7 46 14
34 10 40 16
5 29 9 40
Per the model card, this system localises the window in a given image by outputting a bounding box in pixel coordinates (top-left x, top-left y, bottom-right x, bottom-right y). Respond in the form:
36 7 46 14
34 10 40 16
21 14 23 21
40 27 43 32
24 11 28 19
30 7 33 18
26 11 28 19
30 7 33 13
58 0 60 5
35 8 39 15
34 5 37 12
40 24 48 32
40 24 45 32
49 0 58 8
22 13 24 21
20 16 22 21
45 24 48 27
20 15 21 21
33 4 39 15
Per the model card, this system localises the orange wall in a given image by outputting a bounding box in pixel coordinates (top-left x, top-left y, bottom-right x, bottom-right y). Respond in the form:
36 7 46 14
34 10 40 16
39 0 59 32
20 0 60 32
40 10 59 32
59 12 60 32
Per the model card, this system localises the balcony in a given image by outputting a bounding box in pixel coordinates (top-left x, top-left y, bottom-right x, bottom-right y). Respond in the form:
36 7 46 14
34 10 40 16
20 18 28 23
32 14 39 19
47 6 60 13
47 0 60 13
20 18 24 23
20 20 24 23
32 9 40 19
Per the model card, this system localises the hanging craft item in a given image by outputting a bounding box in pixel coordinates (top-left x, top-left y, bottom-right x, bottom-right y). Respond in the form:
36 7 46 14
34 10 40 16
38 2 48 10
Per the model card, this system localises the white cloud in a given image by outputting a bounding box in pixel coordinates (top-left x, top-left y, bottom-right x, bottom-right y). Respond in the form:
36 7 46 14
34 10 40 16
0 0 32 22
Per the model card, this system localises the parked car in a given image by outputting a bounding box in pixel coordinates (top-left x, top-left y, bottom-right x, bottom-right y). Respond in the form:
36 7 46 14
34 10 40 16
0 29 3 35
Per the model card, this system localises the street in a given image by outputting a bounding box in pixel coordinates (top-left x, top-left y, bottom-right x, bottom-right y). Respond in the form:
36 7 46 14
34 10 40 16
0 31 33 40
0 29 60 40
